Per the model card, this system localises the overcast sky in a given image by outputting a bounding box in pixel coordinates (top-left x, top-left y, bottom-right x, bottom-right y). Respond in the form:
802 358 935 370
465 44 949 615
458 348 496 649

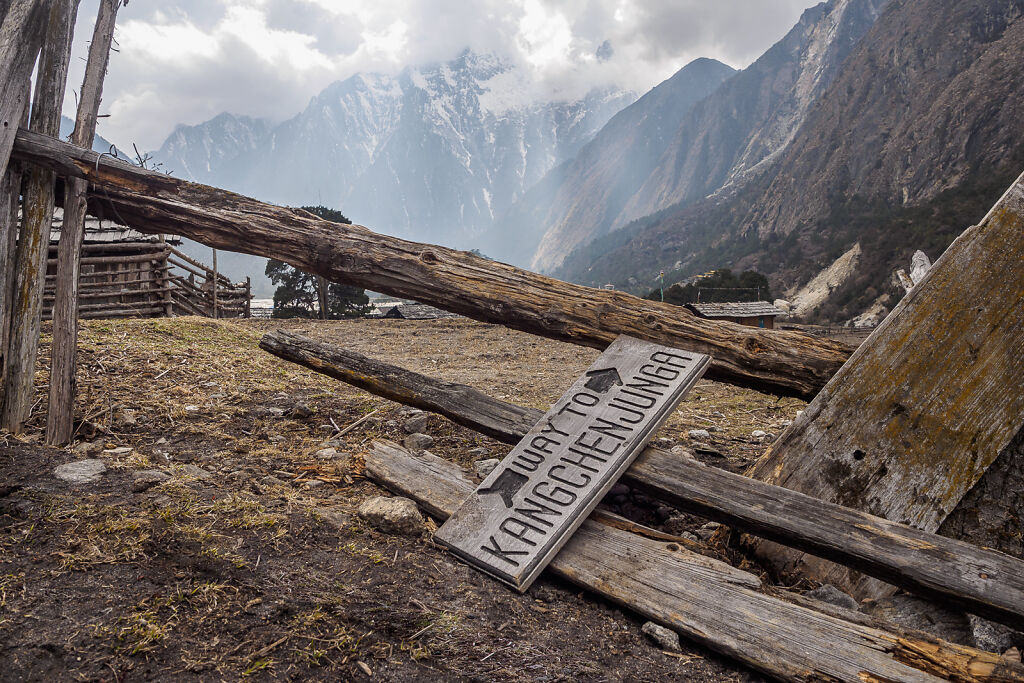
64 0 820 151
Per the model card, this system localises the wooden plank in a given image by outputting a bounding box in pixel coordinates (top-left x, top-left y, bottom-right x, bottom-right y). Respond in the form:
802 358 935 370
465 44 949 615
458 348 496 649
10 128 853 400
747 171 1024 599
435 336 709 590
2 0 76 432
260 329 1024 630
365 441 1024 683
0 0 47 177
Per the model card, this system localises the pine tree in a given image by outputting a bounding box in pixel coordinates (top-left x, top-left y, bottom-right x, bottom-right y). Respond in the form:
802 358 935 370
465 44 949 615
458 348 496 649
265 206 372 319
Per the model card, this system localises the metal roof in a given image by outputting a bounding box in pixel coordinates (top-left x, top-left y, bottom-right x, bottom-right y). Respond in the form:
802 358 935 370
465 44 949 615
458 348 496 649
44 207 180 244
686 301 785 318
383 304 462 320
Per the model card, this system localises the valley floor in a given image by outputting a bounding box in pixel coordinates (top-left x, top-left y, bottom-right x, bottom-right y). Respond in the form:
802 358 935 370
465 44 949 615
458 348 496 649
0 317 806 681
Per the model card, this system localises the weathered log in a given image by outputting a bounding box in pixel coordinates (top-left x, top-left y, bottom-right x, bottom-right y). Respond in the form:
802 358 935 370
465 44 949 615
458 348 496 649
0 0 47 177
47 0 116 445
1 0 76 431
9 128 853 400
365 440 1024 683
747 172 1024 599
260 329 1024 631
0 77 29 409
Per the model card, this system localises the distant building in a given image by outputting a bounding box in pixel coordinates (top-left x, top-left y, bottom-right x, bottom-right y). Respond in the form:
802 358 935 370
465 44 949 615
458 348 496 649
382 303 462 320
685 301 785 329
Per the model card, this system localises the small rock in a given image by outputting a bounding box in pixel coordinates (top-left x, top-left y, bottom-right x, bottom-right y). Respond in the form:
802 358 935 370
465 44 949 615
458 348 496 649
706 425 719 433
103 447 132 456
968 614 1020 654
466 447 490 458
403 413 429 434
315 447 338 459
304 480 325 489
185 405 200 413
751 430 767 439
403 433 434 451
805 584 859 611
265 407 286 418
114 409 138 428
73 440 103 456
358 496 424 535
687 429 711 441
268 435 286 443
711 411 724 419
320 439 343 449
288 403 314 419
54 459 106 485
654 437 674 449
474 458 500 478
670 445 697 459
261 475 285 487
181 464 212 480
696 521 722 541
155 437 168 445
641 621 681 652
131 469 171 493
680 532 700 543
313 507 350 531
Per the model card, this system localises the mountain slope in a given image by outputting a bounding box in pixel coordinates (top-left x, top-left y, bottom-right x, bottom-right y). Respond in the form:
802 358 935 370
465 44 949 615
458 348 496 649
528 0 890 271
153 51 635 252
556 0 1024 322
496 58 735 270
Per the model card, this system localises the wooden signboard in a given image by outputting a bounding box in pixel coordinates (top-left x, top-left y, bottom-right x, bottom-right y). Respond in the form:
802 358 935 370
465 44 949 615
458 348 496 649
434 335 710 591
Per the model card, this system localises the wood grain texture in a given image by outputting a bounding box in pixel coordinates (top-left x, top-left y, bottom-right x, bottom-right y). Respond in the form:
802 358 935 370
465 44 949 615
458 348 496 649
747 172 1024 599
1 0 75 431
364 440 1024 683
0 0 46 177
434 336 709 590
47 0 115 445
9 128 854 400
261 329 1024 630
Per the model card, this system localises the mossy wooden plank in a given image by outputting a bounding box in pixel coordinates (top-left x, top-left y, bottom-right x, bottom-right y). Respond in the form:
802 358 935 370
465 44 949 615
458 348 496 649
748 171 1024 599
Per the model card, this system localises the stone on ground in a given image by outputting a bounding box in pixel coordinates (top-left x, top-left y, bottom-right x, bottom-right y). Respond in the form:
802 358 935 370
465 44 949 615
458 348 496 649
805 584 859 611
358 496 424 535
403 433 434 451
403 412 429 434
687 429 711 440
131 469 171 493
54 459 107 485
474 458 500 478
641 621 681 652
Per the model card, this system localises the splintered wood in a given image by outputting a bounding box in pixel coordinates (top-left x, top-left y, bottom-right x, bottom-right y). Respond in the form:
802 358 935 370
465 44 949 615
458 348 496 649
434 335 709 590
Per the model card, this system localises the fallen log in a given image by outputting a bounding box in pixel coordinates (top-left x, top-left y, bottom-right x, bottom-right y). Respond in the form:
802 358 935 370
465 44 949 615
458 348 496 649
260 328 1024 631
747 171 1024 599
364 440 1024 683
9 127 853 400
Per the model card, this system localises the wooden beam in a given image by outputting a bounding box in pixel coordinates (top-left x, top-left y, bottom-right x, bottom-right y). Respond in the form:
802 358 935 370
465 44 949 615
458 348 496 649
746 172 1024 599
364 440 1024 683
47 0 117 445
9 128 854 400
1 0 77 432
259 329 1024 631
0 0 47 177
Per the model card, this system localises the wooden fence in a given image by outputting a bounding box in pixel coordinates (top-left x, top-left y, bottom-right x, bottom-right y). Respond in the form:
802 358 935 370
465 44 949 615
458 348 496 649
41 242 250 320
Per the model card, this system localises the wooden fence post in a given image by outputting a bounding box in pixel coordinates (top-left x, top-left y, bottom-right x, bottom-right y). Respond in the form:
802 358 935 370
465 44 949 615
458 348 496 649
0 0 48 178
46 0 119 445
0 77 29 410
211 247 218 319
1 0 77 432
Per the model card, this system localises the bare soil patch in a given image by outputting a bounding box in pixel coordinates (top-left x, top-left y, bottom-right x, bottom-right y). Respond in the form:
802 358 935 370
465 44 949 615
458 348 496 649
1 317 803 681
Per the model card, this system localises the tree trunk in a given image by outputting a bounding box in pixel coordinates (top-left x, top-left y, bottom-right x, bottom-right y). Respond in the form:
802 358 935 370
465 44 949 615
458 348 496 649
260 328 1024 631
1 0 76 431
46 0 116 445
746 172 1024 599
8 129 854 401
365 441 1024 683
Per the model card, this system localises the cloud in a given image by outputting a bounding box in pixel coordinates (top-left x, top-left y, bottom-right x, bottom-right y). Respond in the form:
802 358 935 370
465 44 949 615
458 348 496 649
64 0 819 151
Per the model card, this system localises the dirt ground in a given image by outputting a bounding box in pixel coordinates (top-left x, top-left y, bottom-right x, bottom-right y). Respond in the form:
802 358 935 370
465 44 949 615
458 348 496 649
0 317 806 681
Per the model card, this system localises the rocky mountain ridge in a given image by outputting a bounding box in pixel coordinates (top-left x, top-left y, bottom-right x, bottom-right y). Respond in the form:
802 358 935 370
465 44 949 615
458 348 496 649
527 0 890 271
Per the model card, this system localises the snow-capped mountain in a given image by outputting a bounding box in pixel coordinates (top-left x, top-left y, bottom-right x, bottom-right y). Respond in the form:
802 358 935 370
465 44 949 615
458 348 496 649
154 51 635 255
